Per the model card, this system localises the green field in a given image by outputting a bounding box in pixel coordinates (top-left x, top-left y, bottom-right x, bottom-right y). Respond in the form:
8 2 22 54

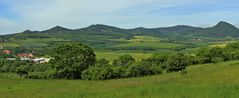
116 42 183 49
20 38 67 43
113 36 184 49
95 51 152 62
0 36 187 53
0 42 20 47
1 61 239 98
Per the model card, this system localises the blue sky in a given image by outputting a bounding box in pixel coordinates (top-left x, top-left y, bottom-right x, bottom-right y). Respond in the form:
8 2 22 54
0 0 239 34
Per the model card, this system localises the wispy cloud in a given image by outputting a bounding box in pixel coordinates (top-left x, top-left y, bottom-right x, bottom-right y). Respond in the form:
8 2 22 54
0 0 239 34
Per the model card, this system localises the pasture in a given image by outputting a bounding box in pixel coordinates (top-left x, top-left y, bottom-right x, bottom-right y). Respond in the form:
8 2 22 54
0 42 20 47
1 61 239 98
113 36 185 49
95 51 152 62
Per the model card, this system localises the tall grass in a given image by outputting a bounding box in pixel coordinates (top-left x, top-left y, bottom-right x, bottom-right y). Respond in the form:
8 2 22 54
1 61 239 98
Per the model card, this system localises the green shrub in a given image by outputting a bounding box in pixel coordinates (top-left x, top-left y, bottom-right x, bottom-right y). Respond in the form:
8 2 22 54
111 66 127 78
212 57 224 64
125 62 162 77
33 64 51 72
81 65 114 80
113 54 135 66
16 67 28 78
166 53 190 72
150 65 163 75
197 47 226 63
27 72 50 79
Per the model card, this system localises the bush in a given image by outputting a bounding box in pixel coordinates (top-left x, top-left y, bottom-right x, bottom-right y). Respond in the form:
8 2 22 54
192 56 209 64
125 63 148 77
125 62 162 78
111 66 127 78
81 58 118 80
10 62 20 72
27 72 50 79
96 58 110 66
81 65 114 80
197 47 226 63
1 64 10 72
150 65 163 75
224 42 239 60
113 54 135 66
166 53 190 72
211 57 224 64
16 67 28 78
142 53 169 66
33 64 51 72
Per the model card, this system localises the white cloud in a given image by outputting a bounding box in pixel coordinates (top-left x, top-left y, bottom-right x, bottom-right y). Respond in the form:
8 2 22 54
0 0 238 34
0 17 25 34
10 0 157 30
6 0 203 30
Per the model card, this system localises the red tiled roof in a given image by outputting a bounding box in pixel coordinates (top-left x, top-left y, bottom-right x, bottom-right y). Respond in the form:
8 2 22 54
3 50 12 54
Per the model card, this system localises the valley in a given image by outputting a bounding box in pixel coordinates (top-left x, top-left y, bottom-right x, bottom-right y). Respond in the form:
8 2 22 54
0 21 237 60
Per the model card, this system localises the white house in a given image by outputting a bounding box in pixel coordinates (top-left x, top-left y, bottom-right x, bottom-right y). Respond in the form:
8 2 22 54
33 58 51 63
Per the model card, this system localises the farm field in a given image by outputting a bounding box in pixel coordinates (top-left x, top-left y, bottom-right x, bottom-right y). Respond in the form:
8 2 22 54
1 61 239 98
20 38 68 43
113 36 185 49
0 36 186 51
95 51 152 62
0 42 20 47
116 42 183 49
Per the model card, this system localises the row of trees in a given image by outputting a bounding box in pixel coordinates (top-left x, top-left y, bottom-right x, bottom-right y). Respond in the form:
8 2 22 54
49 42 239 80
82 53 190 80
0 60 50 78
2 42 239 80
41 43 191 80
196 42 239 64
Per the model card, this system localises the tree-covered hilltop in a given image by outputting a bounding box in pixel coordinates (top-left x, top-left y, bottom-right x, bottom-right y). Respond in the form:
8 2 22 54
0 21 237 54
1 21 239 42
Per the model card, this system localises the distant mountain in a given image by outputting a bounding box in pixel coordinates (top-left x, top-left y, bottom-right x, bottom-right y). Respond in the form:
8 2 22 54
77 24 131 38
158 25 202 33
1 21 239 42
42 26 72 33
194 21 239 37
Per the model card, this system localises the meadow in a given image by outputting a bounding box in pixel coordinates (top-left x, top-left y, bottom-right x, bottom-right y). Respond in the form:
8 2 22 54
0 42 20 47
95 51 152 62
0 36 186 52
112 36 184 49
1 61 239 98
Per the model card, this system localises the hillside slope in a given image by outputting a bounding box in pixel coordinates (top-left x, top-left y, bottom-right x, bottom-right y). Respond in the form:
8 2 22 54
0 21 238 52
194 21 239 37
1 61 239 98
1 21 239 41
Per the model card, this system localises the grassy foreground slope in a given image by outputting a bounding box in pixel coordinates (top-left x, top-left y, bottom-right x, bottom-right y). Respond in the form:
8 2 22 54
1 61 239 98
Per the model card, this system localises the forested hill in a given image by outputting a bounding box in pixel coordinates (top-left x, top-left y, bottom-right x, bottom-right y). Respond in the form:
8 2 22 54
1 21 239 42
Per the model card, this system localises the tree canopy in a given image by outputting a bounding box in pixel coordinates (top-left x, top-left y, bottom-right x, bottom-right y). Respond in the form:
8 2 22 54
50 43 96 79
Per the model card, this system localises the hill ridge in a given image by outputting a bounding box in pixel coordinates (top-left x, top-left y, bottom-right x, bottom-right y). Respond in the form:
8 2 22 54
1 21 239 42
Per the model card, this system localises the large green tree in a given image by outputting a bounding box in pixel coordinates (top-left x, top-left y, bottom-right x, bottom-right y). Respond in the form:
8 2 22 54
50 43 96 79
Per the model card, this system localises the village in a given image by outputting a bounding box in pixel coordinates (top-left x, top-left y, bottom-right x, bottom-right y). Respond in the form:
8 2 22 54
2 49 51 64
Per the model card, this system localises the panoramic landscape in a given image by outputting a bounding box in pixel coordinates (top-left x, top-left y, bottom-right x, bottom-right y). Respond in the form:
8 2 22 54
1 0 239 98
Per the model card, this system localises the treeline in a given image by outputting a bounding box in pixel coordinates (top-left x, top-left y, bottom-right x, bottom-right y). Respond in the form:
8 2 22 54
0 60 50 74
196 42 239 64
1 42 239 80
82 53 190 80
